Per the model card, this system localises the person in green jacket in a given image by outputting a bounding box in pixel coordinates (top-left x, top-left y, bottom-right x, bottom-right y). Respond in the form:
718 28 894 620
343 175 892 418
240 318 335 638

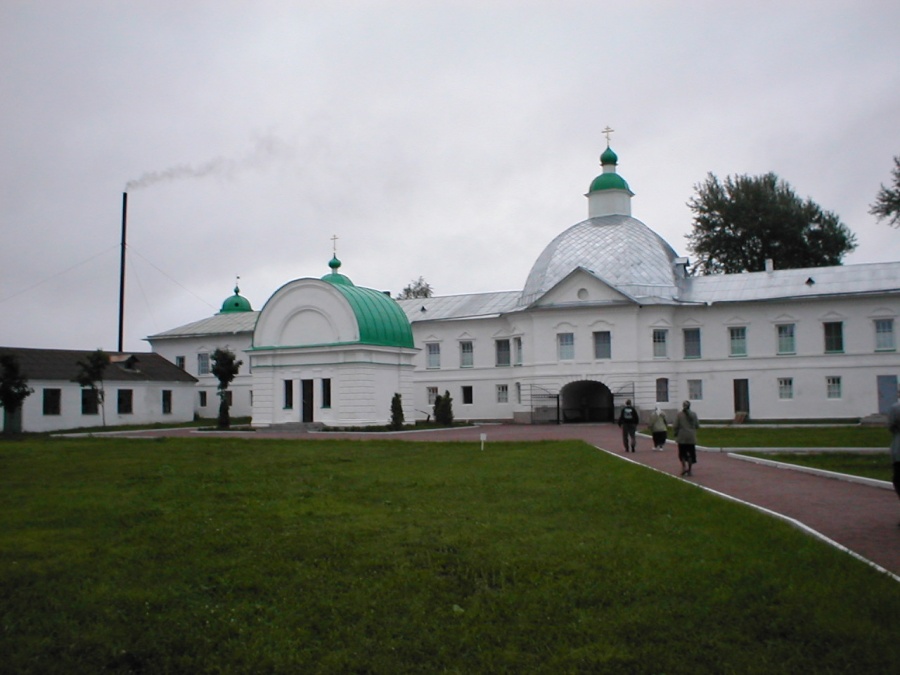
673 400 699 476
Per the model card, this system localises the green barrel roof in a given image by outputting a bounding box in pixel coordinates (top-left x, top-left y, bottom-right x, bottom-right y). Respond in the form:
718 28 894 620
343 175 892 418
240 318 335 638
320 257 414 348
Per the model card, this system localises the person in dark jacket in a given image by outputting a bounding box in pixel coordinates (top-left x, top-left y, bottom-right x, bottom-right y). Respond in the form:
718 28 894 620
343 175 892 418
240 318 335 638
618 399 638 452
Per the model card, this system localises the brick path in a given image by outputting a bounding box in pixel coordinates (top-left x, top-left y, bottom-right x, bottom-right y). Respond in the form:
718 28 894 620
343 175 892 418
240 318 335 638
129 422 900 579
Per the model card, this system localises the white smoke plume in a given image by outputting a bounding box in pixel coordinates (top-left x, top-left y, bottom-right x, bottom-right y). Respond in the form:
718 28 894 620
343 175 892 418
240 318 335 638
125 133 296 190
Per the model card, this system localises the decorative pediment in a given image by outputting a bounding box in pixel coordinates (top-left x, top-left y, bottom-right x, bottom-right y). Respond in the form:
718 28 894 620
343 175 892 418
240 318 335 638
531 268 633 307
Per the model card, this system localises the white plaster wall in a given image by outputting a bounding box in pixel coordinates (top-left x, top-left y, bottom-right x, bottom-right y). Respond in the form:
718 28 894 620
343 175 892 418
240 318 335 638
149 333 254 418
11 380 195 433
407 291 898 423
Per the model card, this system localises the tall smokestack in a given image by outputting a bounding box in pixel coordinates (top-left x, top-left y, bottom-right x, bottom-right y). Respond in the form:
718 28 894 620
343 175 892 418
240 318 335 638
118 192 127 353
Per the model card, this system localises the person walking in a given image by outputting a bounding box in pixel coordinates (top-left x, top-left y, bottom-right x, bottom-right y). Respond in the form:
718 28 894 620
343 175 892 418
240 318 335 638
618 399 638 452
889 389 900 525
673 400 700 476
648 405 668 451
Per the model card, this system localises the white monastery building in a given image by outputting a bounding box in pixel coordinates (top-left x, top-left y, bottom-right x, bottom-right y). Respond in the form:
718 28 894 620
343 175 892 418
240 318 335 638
147 145 900 427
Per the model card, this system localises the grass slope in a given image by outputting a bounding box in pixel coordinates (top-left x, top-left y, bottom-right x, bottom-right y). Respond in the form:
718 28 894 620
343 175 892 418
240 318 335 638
2 437 899 674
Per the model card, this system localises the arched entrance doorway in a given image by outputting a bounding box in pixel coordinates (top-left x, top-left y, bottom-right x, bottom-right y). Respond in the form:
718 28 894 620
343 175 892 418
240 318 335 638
559 380 614 423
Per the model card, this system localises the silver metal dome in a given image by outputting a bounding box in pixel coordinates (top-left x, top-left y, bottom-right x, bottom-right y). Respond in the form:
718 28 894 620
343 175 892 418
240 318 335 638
519 215 680 306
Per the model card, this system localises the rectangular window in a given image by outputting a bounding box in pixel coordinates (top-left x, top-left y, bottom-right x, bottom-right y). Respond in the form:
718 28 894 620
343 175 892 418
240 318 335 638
197 352 210 375
593 331 611 359
656 378 669 403
459 341 474 368
117 389 133 414
729 326 747 357
427 386 438 405
81 389 99 415
223 390 233 406
462 386 473 405
284 380 294 409
826 376 842 399
426 343 441 369
513 337 523 366
875 318 895 351
496 384 508 403
778 377 794 399
688 379 703 400
824 322 844 353
199 391 207 407
321 379 332 408
162 390 172 414
42 388 61 415
557 332 575 360
683 328 701 359
175 355 186 370
515 382 522 404
652 329 668 358
495 339 511 367
777 324 796 355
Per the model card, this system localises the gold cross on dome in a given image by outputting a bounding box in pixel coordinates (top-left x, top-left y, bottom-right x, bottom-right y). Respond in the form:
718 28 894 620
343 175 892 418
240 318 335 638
602 125 615 146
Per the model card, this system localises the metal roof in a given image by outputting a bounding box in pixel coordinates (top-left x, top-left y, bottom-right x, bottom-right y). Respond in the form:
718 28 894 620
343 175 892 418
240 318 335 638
0 347 197 383
681 261 900 305
519 215 679 307
146 312 260 340
396 291 522 322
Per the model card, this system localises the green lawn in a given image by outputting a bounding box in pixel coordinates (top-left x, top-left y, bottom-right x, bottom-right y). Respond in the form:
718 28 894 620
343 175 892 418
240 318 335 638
692 424 892 449
2 437 899 674
739 451 893 482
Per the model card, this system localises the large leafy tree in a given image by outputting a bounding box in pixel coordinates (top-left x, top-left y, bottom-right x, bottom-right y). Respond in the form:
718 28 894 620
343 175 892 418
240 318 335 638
686 172 857 275
211 347 243 429
0 354 33 434
870 155 900 229
396 277 433 300
75 349 110 427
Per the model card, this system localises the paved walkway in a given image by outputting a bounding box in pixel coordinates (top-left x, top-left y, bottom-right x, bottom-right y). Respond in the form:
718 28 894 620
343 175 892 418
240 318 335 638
128 422 900 579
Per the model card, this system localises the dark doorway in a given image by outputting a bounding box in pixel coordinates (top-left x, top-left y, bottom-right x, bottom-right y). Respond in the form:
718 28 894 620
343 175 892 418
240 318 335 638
301 379 314 423
877 375 898 414
733 379 750 418
560 380 614 422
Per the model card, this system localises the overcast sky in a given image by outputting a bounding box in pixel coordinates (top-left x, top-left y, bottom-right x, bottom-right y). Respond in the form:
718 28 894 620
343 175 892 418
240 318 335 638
2 1 899 352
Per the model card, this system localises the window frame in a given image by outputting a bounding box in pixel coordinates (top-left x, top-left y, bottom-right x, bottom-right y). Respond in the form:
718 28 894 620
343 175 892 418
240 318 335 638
117 389 133 415
826 375 842 399
495 339 511 367
593 331 611 359
81 388 99 415
162 389 172 414
652 329 668 358
687 379 703 400
683 327 701 359
461 385 473 405
557 332 575 361
496 384 508 403
778 377 794 399
875 318 895 351
823 322 844 354
42 388 61 416
729 326 747 357
459 340 474 368
197 352 210 375
777 323 796 355
426 343 441 369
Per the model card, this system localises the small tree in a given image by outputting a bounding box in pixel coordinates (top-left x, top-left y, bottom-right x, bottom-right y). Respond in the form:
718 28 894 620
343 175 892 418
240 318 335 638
870 155 900 229
389 392 404 431
396 276 433 300
75 349 109 427
434 389 454 426
0 354 33 434
211 347 243 429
